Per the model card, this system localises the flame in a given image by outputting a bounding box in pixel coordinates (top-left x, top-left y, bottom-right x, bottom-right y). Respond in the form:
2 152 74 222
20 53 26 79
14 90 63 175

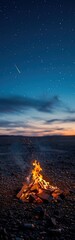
32 160 49 189
17 160 60 202
32 160 42 182
31 160 57 191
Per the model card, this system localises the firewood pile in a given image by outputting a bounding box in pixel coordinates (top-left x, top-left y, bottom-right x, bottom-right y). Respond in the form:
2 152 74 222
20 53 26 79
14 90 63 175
17 160 62 203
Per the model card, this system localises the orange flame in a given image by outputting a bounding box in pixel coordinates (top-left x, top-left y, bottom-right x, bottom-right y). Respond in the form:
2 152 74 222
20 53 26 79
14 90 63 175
17 160 60 202
31 160 56 191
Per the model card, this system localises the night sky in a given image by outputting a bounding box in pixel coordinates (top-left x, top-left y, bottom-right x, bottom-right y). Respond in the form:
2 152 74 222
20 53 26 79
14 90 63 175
0 0 75 136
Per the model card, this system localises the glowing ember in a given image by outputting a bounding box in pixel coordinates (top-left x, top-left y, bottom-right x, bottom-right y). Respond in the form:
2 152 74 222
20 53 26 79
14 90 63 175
17 160 61 203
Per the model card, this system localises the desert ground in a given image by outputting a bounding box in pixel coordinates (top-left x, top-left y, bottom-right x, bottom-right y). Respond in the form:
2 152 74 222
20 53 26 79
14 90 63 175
0 136 75 240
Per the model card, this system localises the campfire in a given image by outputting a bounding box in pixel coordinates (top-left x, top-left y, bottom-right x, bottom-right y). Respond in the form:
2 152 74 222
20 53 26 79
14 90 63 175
17 160 62 203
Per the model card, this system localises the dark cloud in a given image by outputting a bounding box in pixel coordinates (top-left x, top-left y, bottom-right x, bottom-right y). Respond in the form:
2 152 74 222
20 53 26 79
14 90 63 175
0 120 11 127
55 127 65 131
63 118 75 123
44 127 65 132
46 117 75 124
46 118 60 124
0 95 61 114
66 107 75 114
0 120 24 128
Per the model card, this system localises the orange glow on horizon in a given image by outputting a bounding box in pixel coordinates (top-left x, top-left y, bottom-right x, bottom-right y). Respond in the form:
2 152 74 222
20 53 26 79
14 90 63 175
0 121 75 137
0 128 75 136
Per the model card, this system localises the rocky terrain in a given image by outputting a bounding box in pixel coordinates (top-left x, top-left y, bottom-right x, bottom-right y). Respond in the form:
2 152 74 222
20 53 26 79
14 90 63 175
0 136 75 240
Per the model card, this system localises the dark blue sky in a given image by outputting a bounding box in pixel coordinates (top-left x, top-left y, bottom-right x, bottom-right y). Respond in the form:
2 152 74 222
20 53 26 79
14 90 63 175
0 0 75 136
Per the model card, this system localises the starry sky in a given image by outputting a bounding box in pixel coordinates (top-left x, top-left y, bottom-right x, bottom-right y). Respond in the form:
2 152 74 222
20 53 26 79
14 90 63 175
0 0 75 136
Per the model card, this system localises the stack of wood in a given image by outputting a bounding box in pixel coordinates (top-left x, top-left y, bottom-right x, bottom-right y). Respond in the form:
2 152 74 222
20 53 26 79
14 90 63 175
17 181 62 203
17 160 63 203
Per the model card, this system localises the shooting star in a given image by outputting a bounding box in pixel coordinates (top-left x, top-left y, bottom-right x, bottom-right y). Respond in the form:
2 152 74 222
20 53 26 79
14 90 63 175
15 64 21 74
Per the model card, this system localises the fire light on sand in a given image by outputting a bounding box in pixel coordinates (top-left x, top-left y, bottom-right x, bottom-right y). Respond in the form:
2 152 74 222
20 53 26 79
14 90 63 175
17 160 62 203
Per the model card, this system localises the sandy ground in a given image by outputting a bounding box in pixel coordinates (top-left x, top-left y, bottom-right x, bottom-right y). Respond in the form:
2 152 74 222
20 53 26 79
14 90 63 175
0 136 75 240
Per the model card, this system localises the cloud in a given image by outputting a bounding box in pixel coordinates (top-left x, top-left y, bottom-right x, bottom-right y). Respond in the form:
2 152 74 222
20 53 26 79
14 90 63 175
0 95 61 114
62 117 75 123
0 120 24 128
46 117 75 124
0 95 75 137
46 118 60 124
66 107 75 114
0 120 11 127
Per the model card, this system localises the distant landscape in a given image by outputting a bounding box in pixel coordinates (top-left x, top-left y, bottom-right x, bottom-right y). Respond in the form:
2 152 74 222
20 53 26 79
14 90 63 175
0 135 75 240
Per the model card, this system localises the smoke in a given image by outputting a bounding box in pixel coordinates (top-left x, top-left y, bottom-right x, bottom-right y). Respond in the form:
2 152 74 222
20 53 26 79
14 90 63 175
10 142 29 172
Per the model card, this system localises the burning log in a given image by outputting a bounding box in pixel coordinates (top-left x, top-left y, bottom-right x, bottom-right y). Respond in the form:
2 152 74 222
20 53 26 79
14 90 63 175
37 192 53 203
17 160 61 203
